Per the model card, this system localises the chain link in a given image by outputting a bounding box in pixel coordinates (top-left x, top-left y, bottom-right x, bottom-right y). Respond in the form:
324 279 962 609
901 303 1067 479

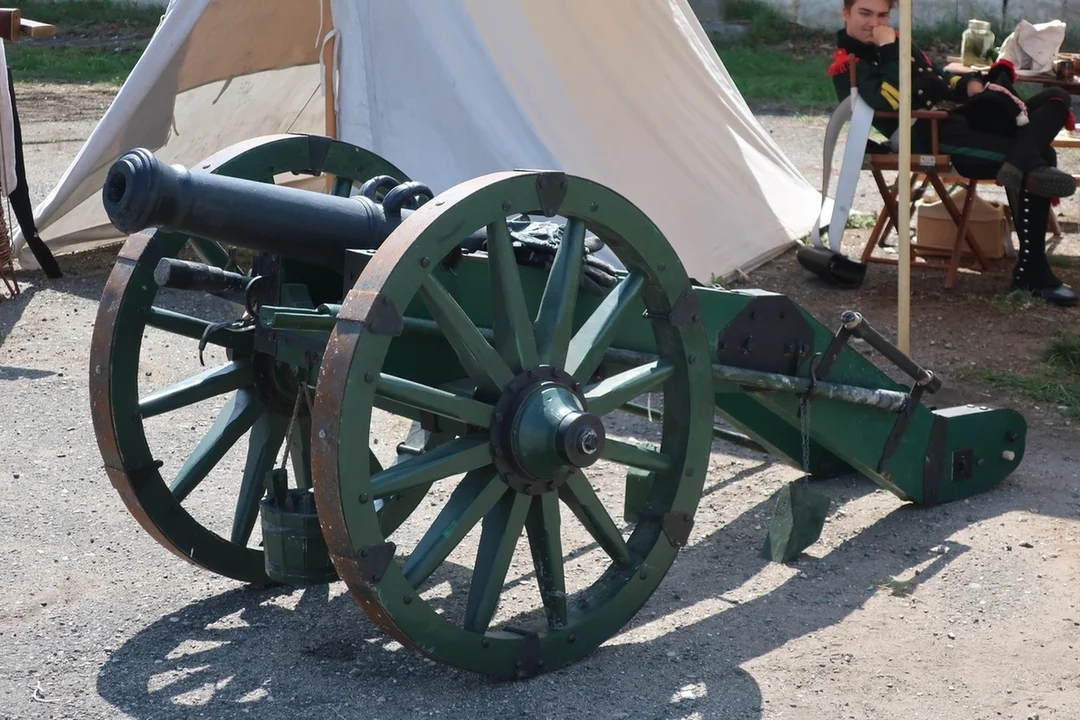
799 350 821 479
278 381 311 474
800 394 811 477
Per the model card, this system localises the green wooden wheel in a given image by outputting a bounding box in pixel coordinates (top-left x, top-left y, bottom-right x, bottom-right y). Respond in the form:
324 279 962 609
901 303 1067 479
312 170 714 677
90 134 415 584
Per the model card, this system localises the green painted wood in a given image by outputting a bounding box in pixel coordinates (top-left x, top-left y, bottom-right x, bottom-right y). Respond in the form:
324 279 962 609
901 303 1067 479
93 134 413 584
321 171 714 678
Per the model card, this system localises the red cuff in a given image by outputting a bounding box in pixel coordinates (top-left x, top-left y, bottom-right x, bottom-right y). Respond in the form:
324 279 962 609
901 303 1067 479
991 58 1018 84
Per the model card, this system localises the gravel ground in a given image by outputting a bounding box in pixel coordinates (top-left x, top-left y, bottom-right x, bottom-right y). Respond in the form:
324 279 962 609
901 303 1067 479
2 86 1080 720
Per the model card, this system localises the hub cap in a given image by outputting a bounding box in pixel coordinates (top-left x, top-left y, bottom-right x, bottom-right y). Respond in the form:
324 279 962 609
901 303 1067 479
489 366 606 495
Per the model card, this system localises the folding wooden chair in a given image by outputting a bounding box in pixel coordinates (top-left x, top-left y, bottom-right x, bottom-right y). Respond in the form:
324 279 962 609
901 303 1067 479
857 109 993 289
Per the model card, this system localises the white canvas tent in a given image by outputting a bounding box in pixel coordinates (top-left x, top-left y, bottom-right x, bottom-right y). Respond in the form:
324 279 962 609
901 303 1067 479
17 0 823 282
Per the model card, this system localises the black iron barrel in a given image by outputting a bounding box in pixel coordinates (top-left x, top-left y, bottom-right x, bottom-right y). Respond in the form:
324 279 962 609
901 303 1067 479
102 148 408 268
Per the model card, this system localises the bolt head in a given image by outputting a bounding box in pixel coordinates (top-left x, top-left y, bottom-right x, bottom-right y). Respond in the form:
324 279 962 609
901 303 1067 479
578 428 600 456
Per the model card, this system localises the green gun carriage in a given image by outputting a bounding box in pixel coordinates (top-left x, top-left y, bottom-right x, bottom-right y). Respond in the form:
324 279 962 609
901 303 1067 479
89 134 1026 678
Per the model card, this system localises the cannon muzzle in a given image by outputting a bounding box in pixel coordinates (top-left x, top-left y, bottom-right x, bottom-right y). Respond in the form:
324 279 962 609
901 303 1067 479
103 148 408 268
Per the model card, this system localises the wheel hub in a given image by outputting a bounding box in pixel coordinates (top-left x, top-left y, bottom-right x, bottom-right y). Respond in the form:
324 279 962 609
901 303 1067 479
489 366 606 495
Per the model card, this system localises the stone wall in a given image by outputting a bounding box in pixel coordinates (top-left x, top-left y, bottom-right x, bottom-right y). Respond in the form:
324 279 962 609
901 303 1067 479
39 0 166 7
753 0 1078 31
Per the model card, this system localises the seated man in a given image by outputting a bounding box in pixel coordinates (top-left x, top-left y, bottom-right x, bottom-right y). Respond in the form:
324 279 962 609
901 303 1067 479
829 0 1077 307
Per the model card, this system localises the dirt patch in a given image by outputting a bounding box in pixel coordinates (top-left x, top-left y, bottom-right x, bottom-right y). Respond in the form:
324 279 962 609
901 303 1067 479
15 81 116 123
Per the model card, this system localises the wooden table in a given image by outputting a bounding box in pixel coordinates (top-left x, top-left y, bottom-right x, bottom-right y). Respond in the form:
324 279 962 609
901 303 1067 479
945 57 1080 93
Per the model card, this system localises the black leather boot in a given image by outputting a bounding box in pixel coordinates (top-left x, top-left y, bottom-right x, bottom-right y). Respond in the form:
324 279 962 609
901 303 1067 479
1010 190 1077 307
997 93 1077 198
997 161 1076 198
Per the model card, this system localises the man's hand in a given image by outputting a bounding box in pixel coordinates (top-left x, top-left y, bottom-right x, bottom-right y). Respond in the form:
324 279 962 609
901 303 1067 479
966 79 985 96
872 25 896 46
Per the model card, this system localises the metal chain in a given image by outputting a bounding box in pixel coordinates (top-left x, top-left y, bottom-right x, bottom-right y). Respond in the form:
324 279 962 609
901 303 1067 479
278 381 310 474
799 352 822 478
800 394 811 477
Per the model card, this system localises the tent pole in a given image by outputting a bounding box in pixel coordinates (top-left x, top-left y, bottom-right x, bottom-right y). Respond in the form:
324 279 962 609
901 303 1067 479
897 0 912 353
322 0 337 141
321 0 337 193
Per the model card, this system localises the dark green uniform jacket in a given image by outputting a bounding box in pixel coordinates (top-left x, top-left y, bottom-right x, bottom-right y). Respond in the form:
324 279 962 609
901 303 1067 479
829 29 971 151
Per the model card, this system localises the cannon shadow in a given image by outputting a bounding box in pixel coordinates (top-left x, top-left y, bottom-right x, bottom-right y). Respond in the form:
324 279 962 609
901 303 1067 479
94 426 1079 720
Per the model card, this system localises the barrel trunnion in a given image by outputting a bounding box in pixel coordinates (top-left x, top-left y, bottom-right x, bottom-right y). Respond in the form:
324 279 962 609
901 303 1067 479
89 134 1027 679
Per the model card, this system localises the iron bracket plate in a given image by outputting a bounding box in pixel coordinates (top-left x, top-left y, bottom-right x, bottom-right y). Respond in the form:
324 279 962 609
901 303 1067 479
306 134 331 176
339 291 404 336
716 294 814 375
117 459 164 493
535 172 568 217
505 626 544 678
355 541 396 584
643 289 703 327
661 511 694 548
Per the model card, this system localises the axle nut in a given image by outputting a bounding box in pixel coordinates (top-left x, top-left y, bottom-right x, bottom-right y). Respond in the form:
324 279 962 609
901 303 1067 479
577 428 600 456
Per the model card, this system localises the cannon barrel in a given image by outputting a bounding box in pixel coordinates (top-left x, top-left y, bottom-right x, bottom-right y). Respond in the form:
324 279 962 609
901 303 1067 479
103 148 410 268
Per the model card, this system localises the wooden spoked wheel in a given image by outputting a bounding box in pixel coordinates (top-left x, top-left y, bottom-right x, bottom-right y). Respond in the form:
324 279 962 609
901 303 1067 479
90 134 413 584
313 170 714 677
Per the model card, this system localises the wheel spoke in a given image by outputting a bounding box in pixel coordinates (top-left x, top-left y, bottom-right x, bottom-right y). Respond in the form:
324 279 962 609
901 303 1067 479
376 429 455 537
525 493 567 629
564 270 646 383
533 218 586 366
144 306 254 353
487 217 539 372
330 177 354 197
187 238 230 269
419 275 514 395
138 361 253 419
402 469 506 589
170 388 262 502
370 434 492 498
559 471 631 568
599 439 674 473
583 359 675 416
463 491 531 633
375 373 493 428
229 411 290 545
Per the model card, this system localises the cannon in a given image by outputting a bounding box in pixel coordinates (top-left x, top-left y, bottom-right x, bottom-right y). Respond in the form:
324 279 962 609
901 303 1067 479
89 134 1026 679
